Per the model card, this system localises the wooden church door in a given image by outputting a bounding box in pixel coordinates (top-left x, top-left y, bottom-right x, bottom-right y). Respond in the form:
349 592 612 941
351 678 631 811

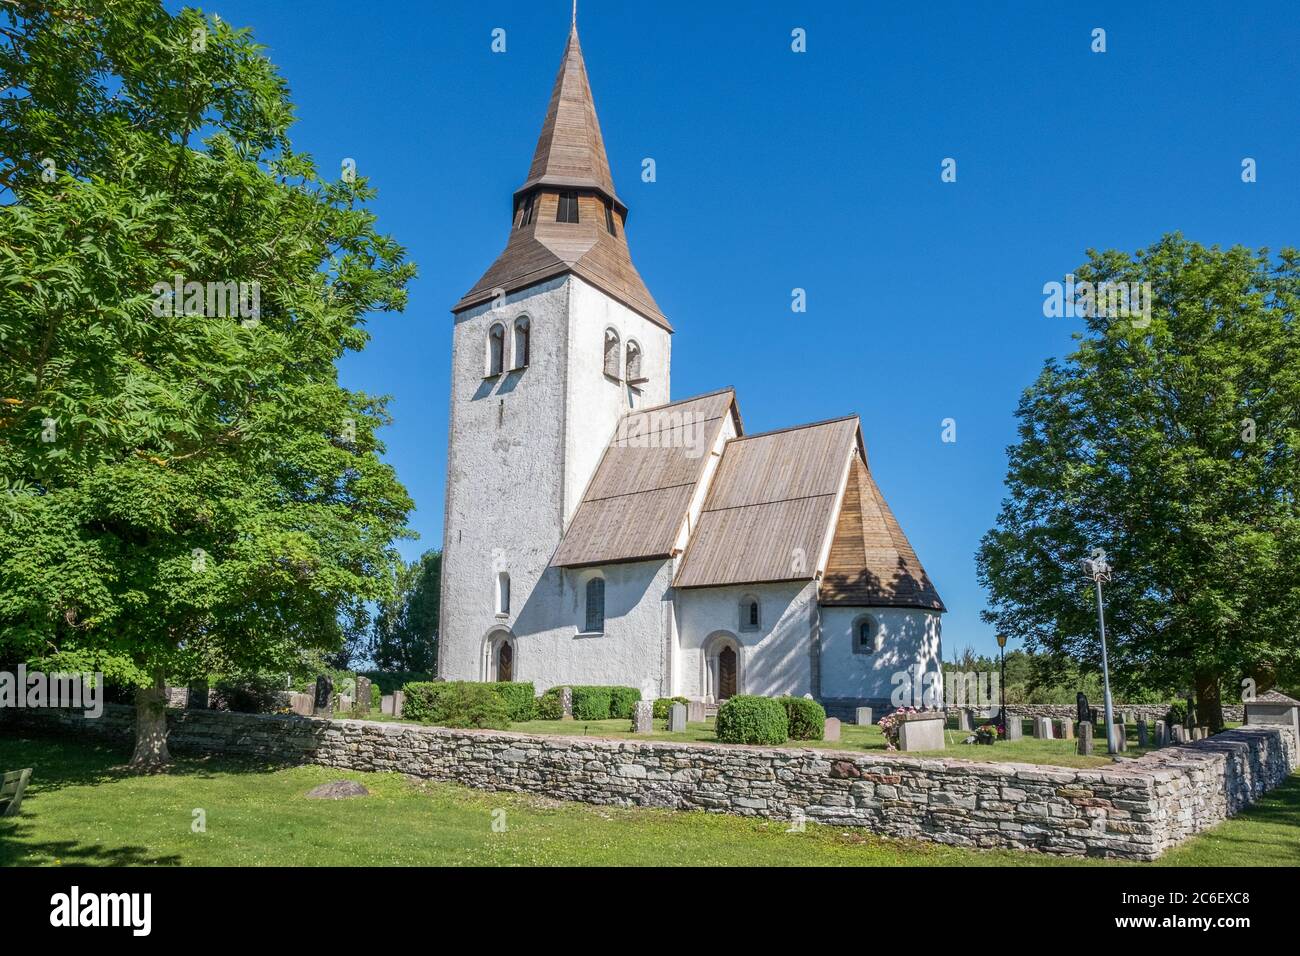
718 646 737 699
497 642 513 682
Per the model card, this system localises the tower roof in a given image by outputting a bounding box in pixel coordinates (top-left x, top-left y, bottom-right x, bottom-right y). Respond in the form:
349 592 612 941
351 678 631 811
517 24 620 207
454 22 669 331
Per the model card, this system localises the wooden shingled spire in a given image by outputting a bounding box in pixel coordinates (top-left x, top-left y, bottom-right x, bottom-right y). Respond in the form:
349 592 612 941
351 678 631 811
454 21 670 330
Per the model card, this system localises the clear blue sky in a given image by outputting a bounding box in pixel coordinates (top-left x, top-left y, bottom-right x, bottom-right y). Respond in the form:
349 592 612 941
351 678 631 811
184 1 1299 659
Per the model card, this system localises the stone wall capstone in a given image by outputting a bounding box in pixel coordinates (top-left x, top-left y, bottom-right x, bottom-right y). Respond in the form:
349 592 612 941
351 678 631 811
2 704 1290 861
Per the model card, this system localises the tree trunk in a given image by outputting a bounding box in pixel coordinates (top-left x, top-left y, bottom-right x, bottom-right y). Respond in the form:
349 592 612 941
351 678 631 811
1195 670 1225 733
129 672 171 771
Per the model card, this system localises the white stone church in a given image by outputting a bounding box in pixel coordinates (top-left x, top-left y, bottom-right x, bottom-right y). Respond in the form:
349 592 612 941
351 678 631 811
437 23 944 716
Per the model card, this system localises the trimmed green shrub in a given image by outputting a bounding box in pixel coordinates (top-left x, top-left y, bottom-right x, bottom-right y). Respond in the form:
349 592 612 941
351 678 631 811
1166 701 1188 728
371 683 382 708
571 685 613 721
536 687 566 721
715 695 788 745
492 682 537 721
360 671 434 695
653 696 690 719
781 696 826 740
400 681 510 730
608 686 641 719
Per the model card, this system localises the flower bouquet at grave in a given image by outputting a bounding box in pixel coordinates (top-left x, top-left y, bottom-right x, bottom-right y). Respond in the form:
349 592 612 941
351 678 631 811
975 723 998 745
878 706 920 751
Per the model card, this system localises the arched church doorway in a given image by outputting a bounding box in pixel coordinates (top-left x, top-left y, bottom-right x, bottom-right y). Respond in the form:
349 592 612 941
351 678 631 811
497 640 513 682
718 645 736 700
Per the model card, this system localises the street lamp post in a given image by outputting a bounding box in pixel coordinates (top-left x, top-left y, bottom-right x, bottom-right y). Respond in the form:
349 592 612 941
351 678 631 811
996 633 1008 730
1083 554 1117 754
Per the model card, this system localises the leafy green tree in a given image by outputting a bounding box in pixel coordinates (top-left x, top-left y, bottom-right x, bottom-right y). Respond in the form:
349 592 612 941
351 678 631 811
0 2 415 767
369 550 440 672
978 235 1300 730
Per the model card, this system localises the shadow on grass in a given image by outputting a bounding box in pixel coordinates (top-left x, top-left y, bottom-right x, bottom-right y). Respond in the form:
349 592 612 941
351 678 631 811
0 820 184 867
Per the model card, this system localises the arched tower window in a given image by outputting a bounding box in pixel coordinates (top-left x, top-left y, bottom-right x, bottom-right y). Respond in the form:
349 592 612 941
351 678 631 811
513 316 530 369
739 595 760 631
584 577 606 633
625 340 642 383
603 328 621 379
487 322 505 376
853 614 882 655
496 572 510 616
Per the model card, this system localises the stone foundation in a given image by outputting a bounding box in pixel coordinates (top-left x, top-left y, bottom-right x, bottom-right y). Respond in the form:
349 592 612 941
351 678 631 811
3 704 1291 860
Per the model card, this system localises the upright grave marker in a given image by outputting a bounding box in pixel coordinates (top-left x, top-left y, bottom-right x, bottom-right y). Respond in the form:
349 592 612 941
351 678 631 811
1077 720 1094 756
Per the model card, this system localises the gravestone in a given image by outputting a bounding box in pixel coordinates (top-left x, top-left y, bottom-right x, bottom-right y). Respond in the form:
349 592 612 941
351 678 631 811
338 694 353 712
1114 718 1127 751
290 692 314 717
1199 726 1210 739
1077 720 1094 756
381 694 395 716
392 690 405 718
1003 715 1022 741
354 677 372 714
313 675 333 717
1057 718 1073 740
1076 692 1090 727
897 713 945 751
686 700 706 723
1172 724 1185 743
823 717 841 742
1137 718 1149 747
1244 689 1300 743
668 702 687 732
1034 716 1053 739
855 707 873 726
560 686 574 720
957 709 972 732
631 700 653 734
186 680 209 711
1154 719 1167 747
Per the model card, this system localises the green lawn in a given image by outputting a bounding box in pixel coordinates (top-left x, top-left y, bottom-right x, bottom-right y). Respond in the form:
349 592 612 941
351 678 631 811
2 734 1296 867
362 712 1149 769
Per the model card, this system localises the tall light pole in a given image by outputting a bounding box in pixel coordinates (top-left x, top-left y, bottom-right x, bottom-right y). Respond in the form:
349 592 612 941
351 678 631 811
996 633 1008 730
1083 553 1117 753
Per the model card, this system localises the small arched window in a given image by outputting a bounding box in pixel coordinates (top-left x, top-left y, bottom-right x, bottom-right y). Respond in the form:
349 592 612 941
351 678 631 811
487 323 505 376
513 317 530 369
496 572 510 616
854 615 882 655
739 596 760 631
603 328 620 379
585 577 606 633
625 340 642 383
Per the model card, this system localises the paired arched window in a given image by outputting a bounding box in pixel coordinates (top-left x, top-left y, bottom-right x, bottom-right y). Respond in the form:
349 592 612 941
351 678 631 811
495 572 510 616
487 323 505 376
625 340 642 383
603 328 621 379
739 595 760 631
585 577 606 633
513 317 530 369
854 615 882 654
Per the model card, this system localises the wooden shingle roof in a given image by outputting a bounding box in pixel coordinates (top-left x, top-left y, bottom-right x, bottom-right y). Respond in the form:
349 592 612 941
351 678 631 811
673 417 860 588
820 455 945 611
454 26 669 331
551 389 740 568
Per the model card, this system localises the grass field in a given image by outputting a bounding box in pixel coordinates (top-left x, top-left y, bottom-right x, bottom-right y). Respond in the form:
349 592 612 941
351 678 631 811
2 734 1296 867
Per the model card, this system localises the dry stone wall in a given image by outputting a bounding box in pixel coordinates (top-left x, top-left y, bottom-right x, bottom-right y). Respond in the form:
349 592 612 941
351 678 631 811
3 704 1290 861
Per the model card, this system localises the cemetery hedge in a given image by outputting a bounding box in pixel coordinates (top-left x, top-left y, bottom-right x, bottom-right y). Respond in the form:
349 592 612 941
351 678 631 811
608 686 641 720
653 696 689 719
401 682 510 730
715 695 789 745
536 687 565 720
571 686 613 721
491 682 538 721
781 696 826 740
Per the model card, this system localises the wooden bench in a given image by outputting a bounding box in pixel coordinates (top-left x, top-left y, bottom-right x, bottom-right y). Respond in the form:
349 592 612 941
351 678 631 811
1 768 32 817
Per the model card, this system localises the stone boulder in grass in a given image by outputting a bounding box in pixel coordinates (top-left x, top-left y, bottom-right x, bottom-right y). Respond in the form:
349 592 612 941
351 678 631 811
305 780 369 800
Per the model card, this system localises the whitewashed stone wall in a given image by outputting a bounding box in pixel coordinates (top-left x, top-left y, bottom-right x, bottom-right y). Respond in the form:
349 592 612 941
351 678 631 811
7 705 1291 860
820 606 942 707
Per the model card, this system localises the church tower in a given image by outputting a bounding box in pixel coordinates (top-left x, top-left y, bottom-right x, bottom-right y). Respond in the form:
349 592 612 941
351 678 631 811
438 21 672 680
